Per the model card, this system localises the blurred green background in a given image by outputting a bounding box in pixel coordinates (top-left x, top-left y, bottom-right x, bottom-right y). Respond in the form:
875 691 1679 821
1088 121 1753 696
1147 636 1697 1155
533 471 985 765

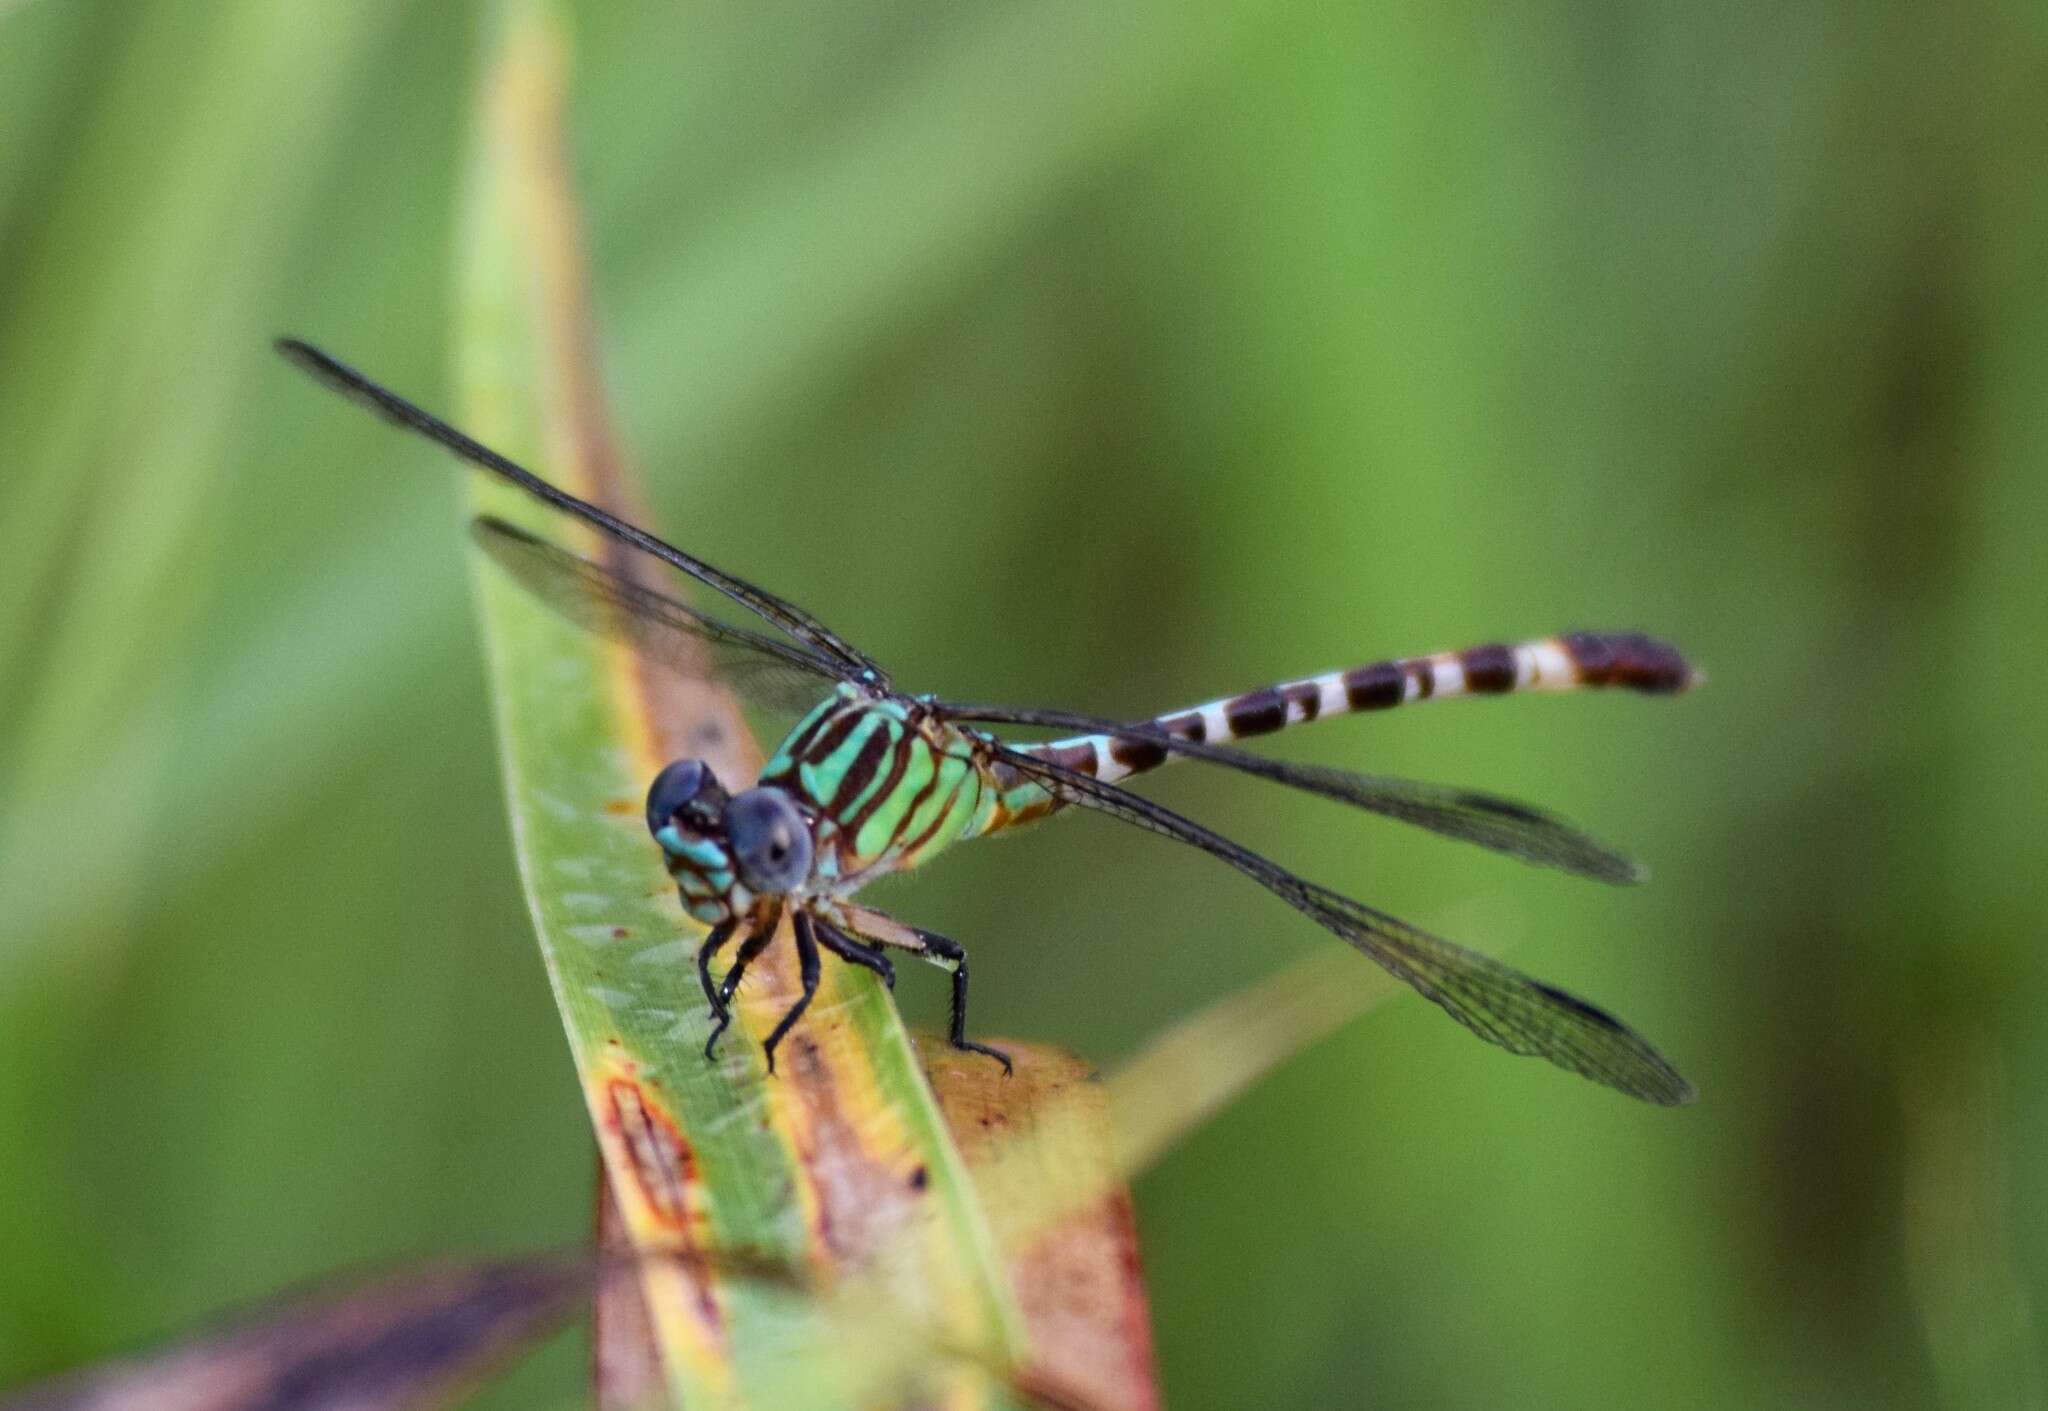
4 1 2045 1407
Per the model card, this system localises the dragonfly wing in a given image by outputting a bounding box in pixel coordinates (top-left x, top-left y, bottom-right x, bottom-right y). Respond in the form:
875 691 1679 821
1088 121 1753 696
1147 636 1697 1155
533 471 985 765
276 338 891 687
474 517 843 715
939 703 1642 883
991 743 1693 1105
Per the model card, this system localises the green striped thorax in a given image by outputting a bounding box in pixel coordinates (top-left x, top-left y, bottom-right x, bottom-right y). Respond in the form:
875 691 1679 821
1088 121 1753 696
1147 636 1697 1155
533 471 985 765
645 684 1053 927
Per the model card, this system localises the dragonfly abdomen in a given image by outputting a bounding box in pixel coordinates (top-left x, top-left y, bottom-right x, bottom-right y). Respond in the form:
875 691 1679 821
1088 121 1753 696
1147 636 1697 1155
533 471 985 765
1020 631 1695 791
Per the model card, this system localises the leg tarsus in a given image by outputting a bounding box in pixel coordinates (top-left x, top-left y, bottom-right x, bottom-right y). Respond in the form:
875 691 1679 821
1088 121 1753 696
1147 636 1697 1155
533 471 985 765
715 925 774 1009
695 918 737 1026
705 920 775 1061
912 926 1012 1077
763 914 823 1074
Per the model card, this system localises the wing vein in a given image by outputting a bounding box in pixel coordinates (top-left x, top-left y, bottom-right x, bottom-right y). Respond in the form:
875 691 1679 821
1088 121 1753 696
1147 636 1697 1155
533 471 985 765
276 338 889 685
989 742 1692 1104
471 518 845 713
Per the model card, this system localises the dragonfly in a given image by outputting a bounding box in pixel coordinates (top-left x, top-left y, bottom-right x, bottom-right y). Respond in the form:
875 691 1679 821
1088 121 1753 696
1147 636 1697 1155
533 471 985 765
277 338 1698 1105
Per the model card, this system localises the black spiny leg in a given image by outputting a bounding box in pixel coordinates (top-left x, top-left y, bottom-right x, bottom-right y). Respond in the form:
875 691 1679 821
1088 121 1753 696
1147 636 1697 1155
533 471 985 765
762 913 823 1074
911 925 1012 1076
812 916 896 991
695 917 738 1029
706 919 776 1061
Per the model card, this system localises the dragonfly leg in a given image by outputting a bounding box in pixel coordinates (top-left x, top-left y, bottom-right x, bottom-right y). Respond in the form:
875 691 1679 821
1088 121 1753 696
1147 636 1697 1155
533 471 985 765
706 918 777 1060
908 925 1013 1077
695 918 738 1026
830 903 1012 1075
812 915 896 990
762 913 823 1074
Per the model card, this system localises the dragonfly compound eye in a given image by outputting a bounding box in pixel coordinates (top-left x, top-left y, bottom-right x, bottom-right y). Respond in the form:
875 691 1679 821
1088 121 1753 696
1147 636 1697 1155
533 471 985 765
722 788 814 894
645 759 728 839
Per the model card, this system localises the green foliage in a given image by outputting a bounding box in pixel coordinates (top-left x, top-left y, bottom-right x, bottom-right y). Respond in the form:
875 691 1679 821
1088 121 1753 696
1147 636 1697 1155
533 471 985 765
3 1 2045 1407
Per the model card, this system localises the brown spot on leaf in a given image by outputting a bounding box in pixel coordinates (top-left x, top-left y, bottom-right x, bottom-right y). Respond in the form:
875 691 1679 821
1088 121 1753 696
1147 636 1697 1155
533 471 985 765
603 1078 722 1334
777 1031 923 1264
607 1080 694 1229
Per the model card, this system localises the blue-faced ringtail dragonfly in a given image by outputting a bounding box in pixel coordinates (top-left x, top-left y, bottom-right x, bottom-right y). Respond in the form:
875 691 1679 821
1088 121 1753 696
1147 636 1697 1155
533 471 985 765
277 339 1697 1105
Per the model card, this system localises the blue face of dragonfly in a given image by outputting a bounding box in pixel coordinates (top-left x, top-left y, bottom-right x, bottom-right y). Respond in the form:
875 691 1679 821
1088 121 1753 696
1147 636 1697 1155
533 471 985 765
646 759 742 921
644 758 816 919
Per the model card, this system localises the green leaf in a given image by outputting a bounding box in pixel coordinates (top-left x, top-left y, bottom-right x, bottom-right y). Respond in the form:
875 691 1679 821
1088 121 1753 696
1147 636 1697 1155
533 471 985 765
446 4 1126 1406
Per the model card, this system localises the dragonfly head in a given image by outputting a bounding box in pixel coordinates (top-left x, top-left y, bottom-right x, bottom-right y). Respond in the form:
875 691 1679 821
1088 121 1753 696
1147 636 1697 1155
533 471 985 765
722 787 815 895
645 760 814 911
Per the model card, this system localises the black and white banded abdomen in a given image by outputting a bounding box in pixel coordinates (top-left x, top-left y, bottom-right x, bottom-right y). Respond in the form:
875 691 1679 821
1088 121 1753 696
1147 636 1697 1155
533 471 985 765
1031 631 1696 785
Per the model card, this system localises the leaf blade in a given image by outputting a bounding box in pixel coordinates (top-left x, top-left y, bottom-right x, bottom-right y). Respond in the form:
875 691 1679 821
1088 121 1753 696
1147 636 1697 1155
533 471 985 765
452 4 1034 1405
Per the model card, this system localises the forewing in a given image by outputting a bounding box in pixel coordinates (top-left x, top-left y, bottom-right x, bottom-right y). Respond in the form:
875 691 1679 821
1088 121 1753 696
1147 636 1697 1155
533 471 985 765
939 703 1642 883
475 517 843 714
276 338 891 685
990 743 1693 1105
